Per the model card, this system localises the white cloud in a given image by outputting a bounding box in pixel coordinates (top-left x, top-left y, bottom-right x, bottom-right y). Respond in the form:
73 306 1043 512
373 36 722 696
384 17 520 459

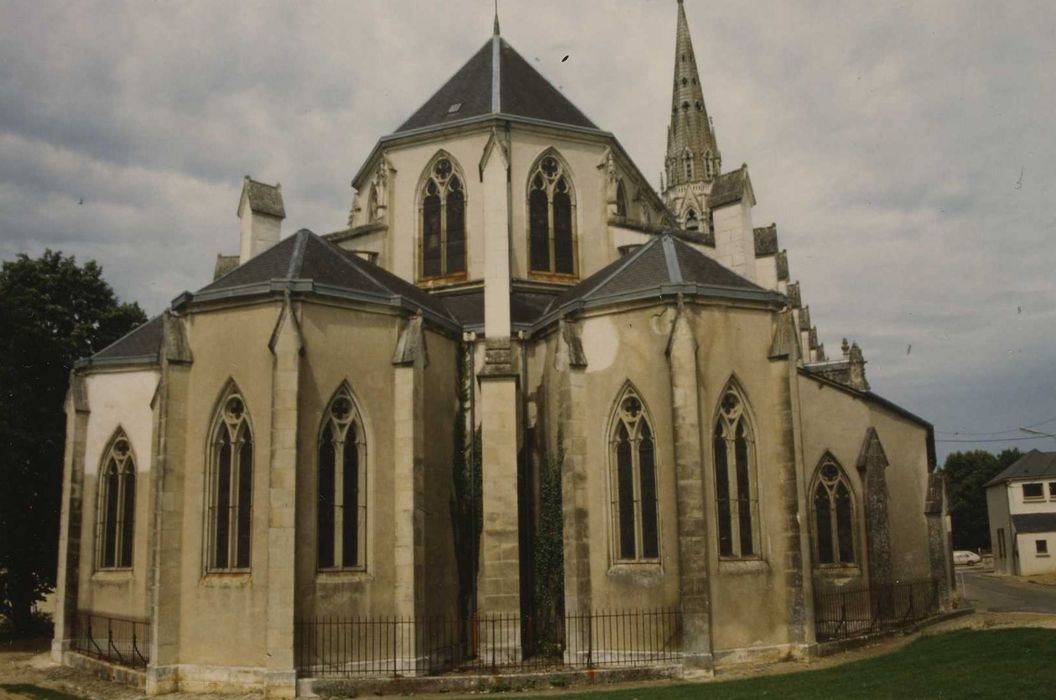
1 0 1054 459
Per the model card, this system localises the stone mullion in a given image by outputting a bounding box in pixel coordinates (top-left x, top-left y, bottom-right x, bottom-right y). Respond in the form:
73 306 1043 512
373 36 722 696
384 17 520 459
547 184 556 273
630 432 644 559
332 432 345 568
724 431 739 557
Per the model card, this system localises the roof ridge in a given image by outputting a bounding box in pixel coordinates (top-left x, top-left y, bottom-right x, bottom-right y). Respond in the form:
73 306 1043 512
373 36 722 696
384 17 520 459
661 235 682 284
545 236 662 314
287 229 311 279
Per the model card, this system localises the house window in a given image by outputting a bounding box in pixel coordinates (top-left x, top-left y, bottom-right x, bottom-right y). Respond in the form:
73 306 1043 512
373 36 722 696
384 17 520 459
685 209 699 231
529 153 576 276
96 430 136 569
609 387 660 562
318 386 367 570
713 385 759 558
615 179 627 218
1037 540 1049 556
206 390 253 571
1023 483 1044 501
1049 482 1056 499
420 155 466 279
812 456 856 566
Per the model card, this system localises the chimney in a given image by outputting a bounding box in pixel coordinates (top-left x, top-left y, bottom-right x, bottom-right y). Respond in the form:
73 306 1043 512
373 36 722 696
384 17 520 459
238 176 285 264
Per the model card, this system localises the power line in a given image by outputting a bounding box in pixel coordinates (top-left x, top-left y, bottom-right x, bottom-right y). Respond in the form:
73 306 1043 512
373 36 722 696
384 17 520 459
935 434 1055 444
935 415 1056 437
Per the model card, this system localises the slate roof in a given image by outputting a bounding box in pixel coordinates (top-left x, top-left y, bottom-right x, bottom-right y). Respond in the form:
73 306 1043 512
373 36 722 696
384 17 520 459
88 315 165 364
754 225 778 257
1012 513 1056 534
194 229 458 326
545 234 779 317
985 450 1056 487
708 166 750 209
240 177 285 218
440 287 556 329
395 36 597 134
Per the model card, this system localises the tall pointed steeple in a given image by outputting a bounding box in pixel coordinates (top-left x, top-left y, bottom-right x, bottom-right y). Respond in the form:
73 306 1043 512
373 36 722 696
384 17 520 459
664 0 720 193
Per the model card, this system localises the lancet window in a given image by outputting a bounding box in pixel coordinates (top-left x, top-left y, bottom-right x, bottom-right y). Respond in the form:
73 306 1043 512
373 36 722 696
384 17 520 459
420 155 466 279
812 456 856 566
685 208 699 231
528 152 576 276
609 387 660 562
317 386 367 570
206 389 253 571
713 385 760 558
96 430 136 569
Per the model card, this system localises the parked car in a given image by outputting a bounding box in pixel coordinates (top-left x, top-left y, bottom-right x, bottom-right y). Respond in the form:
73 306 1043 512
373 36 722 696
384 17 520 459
954 550 982 566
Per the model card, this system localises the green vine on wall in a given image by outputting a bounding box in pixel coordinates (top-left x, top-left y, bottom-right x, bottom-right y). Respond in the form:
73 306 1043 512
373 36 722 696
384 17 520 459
450 345 482 622
532 427 565 654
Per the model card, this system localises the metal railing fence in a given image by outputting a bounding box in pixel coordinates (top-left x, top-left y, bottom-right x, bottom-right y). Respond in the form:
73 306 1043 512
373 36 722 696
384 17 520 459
71 610 150 668
294 608 682 678
813 578 941 641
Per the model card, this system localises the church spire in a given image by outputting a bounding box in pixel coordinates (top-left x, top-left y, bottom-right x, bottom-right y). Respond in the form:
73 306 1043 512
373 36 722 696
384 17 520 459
493 0 500 36
665 0 720 192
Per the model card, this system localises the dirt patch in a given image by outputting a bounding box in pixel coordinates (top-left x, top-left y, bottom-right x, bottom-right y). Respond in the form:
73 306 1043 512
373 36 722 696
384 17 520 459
1023 573 1056 587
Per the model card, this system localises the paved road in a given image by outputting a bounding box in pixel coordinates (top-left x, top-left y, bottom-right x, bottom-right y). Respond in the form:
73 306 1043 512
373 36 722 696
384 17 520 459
958 567 1056 613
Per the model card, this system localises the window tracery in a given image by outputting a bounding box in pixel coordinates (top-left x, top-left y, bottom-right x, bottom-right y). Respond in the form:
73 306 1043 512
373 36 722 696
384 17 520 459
206 389 253 571
420 155 466 279
812 456 856 566
685 208 699 231
317 386 367 570
713 385 760 558
97 430 135 569
528 152 576 276
609 387 660 562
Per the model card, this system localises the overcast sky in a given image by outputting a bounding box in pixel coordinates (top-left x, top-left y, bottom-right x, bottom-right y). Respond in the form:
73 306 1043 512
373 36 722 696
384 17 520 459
1 0 1054 461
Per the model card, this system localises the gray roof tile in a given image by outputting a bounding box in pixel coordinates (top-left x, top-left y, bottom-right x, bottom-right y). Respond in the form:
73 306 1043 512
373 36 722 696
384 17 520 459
1012 513 1056 534
241 177 285 218
986 450 1056 487
708 167 749 208
91 315 164 362
396 37 596 134
546 234 770 315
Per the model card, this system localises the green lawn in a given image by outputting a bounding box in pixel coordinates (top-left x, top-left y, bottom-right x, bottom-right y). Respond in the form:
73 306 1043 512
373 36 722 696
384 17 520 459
517 628 1056 699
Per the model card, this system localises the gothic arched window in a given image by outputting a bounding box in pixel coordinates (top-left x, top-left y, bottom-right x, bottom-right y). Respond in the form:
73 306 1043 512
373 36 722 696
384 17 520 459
528 152 576 276
713 384 759 558
683 152 694 180
317 386 367 570
812 455 856 566
609 386 660 562
97 430 136 569
685 209 699 232
206 388 253 571
420 155 466 280
615 179 628 218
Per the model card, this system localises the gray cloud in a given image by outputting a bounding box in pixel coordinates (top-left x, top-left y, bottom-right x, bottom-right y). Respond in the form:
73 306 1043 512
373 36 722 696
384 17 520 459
1 0 1054 459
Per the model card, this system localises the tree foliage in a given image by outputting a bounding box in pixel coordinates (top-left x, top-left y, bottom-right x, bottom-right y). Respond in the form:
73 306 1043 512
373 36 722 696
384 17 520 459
0 250 145 634
943 448 1022 551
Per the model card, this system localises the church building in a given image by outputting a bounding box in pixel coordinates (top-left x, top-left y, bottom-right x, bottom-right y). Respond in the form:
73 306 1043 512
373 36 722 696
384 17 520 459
51 2 952 696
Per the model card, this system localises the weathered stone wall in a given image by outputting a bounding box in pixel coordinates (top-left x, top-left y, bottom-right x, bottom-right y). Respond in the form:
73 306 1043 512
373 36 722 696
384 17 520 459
75 370 160 621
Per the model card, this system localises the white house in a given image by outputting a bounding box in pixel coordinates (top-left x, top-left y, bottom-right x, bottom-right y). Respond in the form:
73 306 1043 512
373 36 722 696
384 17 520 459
986 450 1056 576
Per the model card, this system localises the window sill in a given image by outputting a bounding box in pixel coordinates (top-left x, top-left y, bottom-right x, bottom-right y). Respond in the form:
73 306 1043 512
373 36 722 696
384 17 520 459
418 273 469 287
606 562 665 587
528 272 579 284
92 569 134 583
814 564 862 580
201 571 252 587
316 569 372 584
718 559 770 576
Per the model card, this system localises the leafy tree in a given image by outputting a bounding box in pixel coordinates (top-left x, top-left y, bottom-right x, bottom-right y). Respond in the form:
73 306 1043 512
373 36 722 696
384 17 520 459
943 448 1022 551
0 250 145 635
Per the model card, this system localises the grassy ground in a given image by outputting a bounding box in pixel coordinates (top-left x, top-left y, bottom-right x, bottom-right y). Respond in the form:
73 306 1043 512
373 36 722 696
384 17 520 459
516 628 1056 699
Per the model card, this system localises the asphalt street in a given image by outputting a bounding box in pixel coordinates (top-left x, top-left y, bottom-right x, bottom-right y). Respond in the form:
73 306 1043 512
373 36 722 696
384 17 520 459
958 567 1056 613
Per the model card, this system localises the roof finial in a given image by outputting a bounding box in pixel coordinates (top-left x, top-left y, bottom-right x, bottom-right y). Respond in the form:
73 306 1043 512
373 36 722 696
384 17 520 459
493 0 500 35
